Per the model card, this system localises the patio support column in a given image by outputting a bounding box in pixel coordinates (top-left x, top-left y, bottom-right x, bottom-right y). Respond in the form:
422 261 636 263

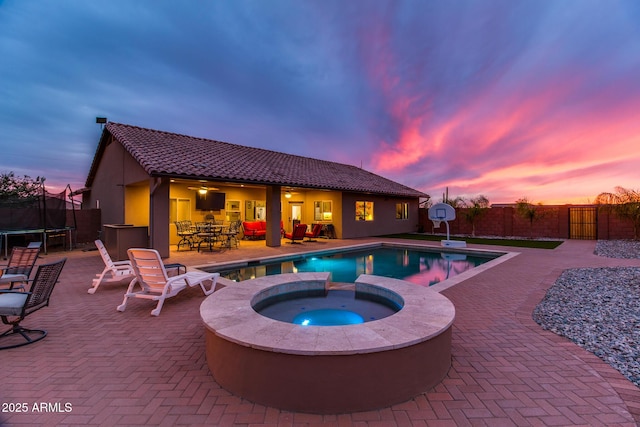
149 177 170 257
265 185 282 247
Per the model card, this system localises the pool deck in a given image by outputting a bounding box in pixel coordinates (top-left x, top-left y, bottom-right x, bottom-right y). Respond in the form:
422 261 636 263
1 237 640 426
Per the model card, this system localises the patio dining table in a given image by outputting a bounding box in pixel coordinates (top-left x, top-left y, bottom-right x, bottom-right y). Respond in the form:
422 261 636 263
196 224 225 252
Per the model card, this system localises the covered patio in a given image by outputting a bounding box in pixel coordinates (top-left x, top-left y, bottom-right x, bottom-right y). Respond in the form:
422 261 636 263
84 122 427 258
1 238 639 426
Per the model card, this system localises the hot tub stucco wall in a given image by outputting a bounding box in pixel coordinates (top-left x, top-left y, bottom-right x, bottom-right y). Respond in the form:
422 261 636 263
201 273 455 413
205 324 451 413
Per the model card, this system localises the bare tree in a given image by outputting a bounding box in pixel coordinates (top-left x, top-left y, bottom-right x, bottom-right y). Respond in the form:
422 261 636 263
595 186 640 239
516 197 544 238
0 172 45 201
461 195 490 236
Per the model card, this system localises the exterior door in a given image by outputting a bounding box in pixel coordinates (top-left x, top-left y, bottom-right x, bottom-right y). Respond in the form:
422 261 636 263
288 203 303 232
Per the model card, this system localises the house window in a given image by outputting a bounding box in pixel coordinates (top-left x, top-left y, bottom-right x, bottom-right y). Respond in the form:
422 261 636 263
170 198 191 222
355 201 374 221
396 203 409 220
314 201 333 221
226 200 241 222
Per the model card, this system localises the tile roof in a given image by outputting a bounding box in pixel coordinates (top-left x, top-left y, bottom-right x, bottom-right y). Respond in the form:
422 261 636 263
88 122 427 198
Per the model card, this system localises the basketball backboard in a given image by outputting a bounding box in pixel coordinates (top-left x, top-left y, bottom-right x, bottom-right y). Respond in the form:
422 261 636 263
428 203 456 222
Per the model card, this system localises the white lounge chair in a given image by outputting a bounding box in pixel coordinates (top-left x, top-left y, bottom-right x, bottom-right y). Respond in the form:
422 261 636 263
117 248 219 316
88 240 134 294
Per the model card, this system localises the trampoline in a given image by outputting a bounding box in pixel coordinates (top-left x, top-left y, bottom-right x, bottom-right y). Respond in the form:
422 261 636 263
0 185 75 258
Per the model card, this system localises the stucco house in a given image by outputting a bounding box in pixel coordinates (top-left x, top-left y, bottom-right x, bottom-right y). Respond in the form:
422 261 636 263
83 122 428 257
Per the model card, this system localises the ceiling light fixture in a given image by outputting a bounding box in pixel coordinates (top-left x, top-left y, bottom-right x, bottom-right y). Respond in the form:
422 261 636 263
285 191 292 199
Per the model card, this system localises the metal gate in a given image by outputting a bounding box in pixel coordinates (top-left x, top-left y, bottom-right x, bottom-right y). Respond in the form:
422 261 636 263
569 207 597 239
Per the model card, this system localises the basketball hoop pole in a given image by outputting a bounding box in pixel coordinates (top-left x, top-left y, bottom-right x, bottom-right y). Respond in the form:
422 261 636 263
443 218 450 241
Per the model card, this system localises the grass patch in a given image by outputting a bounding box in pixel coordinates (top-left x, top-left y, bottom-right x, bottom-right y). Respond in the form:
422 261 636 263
381 233 564 249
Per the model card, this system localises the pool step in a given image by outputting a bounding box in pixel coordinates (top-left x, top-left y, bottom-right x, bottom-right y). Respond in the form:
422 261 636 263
327 282 355 291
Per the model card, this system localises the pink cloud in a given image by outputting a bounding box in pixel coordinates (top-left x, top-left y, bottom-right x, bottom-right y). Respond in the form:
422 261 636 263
365 51 640 203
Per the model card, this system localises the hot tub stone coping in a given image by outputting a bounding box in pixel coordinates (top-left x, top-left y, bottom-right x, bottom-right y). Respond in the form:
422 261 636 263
200 272 456 356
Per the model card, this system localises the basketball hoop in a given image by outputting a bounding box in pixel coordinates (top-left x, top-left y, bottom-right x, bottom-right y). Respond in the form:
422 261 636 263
427 202 466 247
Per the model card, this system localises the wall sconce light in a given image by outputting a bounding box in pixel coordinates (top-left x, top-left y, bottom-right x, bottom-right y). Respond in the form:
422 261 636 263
285 191 292 199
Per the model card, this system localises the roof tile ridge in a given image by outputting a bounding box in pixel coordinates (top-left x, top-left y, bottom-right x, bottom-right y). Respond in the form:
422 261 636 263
107 122 219 144
107 122 362 170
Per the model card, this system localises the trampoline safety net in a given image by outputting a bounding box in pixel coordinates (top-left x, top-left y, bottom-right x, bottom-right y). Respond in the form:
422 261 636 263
0 189 67 231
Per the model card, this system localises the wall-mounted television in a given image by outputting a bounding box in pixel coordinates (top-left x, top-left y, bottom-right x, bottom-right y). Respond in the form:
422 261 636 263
196 192 225 211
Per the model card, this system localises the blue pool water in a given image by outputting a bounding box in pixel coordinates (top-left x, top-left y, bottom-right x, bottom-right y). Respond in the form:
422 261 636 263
255 289 400 325
214 246 496 287
293 309 364 326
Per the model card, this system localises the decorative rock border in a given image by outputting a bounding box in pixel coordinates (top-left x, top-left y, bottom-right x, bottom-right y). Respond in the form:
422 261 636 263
200 272 456 413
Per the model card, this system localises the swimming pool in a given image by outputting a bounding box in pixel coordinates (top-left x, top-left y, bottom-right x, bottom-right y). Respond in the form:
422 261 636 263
210 245 499 287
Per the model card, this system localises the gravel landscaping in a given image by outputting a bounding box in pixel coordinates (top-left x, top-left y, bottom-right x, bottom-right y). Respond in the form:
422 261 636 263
533 240 640 388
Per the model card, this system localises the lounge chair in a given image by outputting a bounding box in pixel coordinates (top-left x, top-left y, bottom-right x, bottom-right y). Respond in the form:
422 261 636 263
117 248 219 316
284 223 307 244
0 246 41 290
305 224 323 242
88 240 135 294
0 258 66 350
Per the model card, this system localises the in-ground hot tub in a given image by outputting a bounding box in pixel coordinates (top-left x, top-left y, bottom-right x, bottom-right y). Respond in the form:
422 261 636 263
254 282 402 325
200 272 455 413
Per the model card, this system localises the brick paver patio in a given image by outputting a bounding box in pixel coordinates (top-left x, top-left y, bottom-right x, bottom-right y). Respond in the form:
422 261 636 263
1 238 639 426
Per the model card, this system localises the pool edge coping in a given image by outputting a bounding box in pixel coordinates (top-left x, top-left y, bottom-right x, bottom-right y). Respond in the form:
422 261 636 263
194 241 519 293
200 272 456 356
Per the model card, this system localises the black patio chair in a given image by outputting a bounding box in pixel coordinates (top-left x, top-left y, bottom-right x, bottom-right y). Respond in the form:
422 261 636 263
226 220 243 248
175 220 196 251
0 258 66 350
0 246 41 290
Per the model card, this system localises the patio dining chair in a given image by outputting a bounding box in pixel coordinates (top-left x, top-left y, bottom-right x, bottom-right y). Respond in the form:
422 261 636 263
175 220 196 251
196 222 222 252
87 239 135 294
0 246 41 290
225 220 243 248
117 248 219 316
0 258 66 350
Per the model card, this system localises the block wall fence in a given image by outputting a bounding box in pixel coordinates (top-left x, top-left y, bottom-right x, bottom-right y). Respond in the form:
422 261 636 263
418 205 636 240
66 208 102 244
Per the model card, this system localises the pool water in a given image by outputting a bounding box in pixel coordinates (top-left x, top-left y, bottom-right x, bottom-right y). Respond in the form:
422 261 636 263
293 309 364 326
216 246 495 286
255 289 400 325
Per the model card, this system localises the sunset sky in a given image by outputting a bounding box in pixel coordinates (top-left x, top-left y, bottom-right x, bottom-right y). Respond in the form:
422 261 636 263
1 1 638 204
